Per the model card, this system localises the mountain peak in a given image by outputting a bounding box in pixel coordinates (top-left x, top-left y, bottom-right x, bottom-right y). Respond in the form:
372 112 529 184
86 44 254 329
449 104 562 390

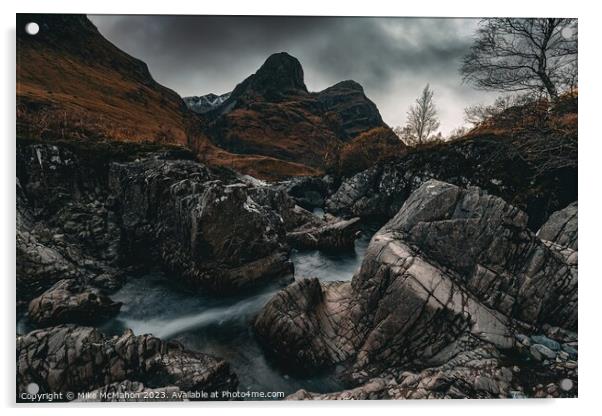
230 52 308 101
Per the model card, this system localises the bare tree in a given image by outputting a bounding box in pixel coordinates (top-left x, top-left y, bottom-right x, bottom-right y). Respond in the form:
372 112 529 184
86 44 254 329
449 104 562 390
461 18 577 101
403 84 441 145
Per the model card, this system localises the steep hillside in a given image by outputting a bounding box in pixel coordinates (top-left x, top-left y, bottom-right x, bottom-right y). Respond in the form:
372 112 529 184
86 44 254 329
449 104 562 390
17 14 192 144
200 53 405 174
17 16 404 180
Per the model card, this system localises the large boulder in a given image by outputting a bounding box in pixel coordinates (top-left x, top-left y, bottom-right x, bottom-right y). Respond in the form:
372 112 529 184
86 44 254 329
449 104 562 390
255 180 577 384
109 157 293 293
537 201 578 251
27 279 121 327
16 325 238 400
255 278 362 372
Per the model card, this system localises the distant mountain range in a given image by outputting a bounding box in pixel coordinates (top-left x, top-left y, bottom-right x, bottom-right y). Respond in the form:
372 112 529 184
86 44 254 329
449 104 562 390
183 93 231 114
17 14 404 180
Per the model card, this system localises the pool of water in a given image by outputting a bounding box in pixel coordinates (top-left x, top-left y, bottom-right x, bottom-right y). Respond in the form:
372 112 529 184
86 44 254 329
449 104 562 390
96 229 373 398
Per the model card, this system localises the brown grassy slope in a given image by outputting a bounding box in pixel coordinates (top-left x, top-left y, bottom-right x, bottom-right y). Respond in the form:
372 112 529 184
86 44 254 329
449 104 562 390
17 14 191 144
16 15 325 181
465 92 577 139
334 127 406 177
206 98 342 169
16 18 407 181
459 92 578 179
201 53 403 175
187 132 322 180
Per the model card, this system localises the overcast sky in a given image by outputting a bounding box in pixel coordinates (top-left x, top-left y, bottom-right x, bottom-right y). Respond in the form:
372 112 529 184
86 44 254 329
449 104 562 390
89 15 499 135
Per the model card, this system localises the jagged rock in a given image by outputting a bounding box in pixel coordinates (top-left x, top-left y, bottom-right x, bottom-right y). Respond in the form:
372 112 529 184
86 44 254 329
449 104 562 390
255 180 577 383
537 201 578 250
28 279 121 327
17 142 298 297
251 186 363 251
109 157 293 293
247 184 317 231
287 217 361 251
16 198 79 299
287 344 514 400
281 175 336 210
16 325 238 399
16 144 123 300
256 278 362 372
326 135 577 231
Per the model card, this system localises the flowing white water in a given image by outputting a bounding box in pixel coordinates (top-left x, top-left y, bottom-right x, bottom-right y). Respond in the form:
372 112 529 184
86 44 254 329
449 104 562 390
101 229 374 397
117 291 274 339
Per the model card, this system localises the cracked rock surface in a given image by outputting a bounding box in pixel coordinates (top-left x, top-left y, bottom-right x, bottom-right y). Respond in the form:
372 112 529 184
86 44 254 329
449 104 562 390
16 325 238 399
109 157 294 293
325 136 577 231
256 179 578 395
28 279 121 327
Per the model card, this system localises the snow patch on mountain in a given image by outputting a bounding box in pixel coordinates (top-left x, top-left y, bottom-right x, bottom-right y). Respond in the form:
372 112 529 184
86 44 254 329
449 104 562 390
183 92 231 114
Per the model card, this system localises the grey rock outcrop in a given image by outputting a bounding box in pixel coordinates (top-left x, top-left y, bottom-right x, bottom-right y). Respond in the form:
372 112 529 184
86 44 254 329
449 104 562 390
28 279 121 327
287 343 514 400
325 135 577 231
16 144 123 301
287 217 361 251
16 325 238 399
237 177 363 252
256 180 577 384
537 201 578 251
109 157 294 293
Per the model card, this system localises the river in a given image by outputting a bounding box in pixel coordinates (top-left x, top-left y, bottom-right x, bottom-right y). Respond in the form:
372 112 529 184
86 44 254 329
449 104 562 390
97 228 373 398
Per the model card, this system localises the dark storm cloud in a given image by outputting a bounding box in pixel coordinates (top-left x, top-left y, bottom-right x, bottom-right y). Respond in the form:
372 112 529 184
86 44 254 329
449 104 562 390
89 15 498 134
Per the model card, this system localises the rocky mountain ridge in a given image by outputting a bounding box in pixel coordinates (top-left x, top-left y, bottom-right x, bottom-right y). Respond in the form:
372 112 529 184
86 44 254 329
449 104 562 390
17 15 404 180
183 92 231 114
198 52 404 174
